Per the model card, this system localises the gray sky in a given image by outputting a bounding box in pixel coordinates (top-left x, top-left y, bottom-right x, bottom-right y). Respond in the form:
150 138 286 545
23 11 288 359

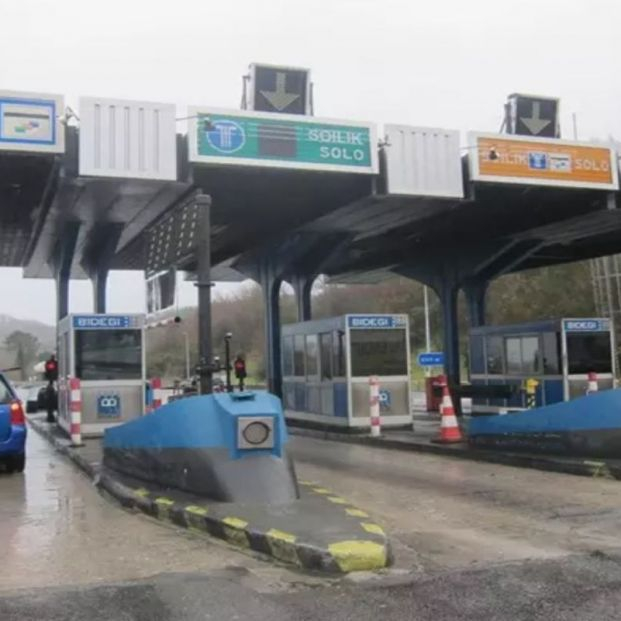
1 0 620 324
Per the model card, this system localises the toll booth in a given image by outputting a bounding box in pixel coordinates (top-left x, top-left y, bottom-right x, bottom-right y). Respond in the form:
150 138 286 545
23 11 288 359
57 314 146 437
282 314 411 428
469 318 616 413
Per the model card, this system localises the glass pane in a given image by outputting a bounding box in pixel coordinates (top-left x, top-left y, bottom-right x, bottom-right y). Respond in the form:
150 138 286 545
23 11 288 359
305 334 319 379
333 330 346 378
0 377 14 404
282 336 294 376
75 330 142 380
293 335 305 377
350 329 408 377
486 336 504 375
566 333 612 374
505 337 522 374
542 333 560 374
521 336 541 374
320 333 333 381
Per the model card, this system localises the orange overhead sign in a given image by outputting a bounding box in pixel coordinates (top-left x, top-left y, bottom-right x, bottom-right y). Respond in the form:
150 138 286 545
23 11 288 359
469 133 619 190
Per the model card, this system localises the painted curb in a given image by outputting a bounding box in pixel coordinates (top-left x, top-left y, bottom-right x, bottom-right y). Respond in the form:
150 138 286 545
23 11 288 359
288 426 621 481
28 417 392 573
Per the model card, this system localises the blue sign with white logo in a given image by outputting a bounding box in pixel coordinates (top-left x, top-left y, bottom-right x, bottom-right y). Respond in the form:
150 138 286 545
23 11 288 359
418 352 445 366
379 389 391 410
528 152 548 170
72 315 134 329
205 120 246 154
347 315 407 329
97 394 121 417
563 319 609 333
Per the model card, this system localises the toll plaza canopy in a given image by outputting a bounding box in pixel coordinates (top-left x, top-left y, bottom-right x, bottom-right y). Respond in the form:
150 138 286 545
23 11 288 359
0 87 619 390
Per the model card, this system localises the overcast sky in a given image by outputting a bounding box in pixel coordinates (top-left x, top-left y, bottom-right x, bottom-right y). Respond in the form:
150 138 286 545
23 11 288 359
1 0 620 324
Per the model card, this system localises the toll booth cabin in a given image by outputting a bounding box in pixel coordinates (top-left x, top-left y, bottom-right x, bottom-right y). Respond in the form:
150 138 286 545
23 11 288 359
469 318 616 413
57 314 146 437
282 314 411 428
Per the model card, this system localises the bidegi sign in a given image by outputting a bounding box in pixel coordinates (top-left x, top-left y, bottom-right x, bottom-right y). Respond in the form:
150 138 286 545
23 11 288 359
563 319 610 333
347 315 407 329
188 107 378 174
72 315 135 329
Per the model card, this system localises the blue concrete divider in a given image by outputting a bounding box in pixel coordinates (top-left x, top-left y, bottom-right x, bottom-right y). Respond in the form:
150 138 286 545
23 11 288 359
103 391 299 503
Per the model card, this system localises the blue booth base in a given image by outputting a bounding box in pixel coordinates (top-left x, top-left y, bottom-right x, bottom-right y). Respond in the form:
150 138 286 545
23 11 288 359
468 389 621 457
103 392 299 504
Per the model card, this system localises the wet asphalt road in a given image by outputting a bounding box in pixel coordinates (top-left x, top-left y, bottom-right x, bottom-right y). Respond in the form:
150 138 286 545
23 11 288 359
3 428 621 619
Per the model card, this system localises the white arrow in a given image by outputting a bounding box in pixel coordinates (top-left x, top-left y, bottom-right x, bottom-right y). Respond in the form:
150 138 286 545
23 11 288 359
520 101 551 135
260 72 300 112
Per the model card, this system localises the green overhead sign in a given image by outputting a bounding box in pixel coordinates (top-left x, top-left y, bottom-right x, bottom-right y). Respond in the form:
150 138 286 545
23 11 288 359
188 107 378 174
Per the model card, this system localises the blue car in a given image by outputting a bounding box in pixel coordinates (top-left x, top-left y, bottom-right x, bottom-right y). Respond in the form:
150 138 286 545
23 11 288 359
0 373 26 473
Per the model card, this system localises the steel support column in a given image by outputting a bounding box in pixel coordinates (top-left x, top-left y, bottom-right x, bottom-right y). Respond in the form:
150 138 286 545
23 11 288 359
49 223 80 324
290 273 314 322
260 264 283 397
92 271 108 314
438 281 461 386
463 280 488 328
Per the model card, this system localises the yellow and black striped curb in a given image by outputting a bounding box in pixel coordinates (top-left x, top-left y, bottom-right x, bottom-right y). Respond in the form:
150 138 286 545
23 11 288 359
98 472 392 574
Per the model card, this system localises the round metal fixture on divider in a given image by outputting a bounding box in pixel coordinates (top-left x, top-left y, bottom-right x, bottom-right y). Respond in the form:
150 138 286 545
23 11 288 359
242 421 271 446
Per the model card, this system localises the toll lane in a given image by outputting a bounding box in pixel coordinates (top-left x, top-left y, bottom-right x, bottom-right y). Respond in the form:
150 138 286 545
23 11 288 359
0 430 290 592
290 436 621 571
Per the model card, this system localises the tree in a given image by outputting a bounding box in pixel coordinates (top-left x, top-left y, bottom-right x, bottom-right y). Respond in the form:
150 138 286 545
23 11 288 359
5 331 41 381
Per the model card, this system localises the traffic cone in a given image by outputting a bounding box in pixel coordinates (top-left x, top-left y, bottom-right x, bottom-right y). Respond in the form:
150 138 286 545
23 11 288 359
433 380 463 444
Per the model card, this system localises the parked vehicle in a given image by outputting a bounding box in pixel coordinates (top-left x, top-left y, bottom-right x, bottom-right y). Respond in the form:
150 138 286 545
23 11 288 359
0 372 26 473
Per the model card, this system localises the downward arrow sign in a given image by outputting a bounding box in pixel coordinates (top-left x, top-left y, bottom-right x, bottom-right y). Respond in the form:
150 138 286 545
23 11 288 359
520 102 551 135
260 72 300 112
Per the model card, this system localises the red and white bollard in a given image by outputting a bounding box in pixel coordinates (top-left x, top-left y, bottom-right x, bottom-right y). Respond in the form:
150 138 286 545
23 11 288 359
69 377 82 446
151 377 163 411
369 375 381 437
587 372 598 395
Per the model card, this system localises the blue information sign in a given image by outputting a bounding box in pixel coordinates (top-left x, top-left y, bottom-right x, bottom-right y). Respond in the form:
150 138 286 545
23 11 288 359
72 315 134 329
347 315 407 329
563 319 610 333
418 352 445 366
97 394 121 417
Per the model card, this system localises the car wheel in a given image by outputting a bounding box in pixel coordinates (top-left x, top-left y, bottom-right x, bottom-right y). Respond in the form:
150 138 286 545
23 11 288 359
8 454 25 473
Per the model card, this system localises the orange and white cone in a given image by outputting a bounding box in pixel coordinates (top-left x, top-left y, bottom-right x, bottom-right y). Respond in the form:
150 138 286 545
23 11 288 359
433 378 463 444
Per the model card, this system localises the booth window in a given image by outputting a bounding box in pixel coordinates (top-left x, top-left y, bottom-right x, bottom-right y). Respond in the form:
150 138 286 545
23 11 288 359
566 332 612 374
542 332 560 374
282 336 294 376
75 330 142 380
333 330 346 378
350 329 407 377
320 333 333 380
293 335 305 377
505 335 541 375
486 336 504 374
305 334 319 380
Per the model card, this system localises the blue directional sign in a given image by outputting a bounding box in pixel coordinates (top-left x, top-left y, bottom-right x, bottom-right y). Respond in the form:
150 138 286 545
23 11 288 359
418 352 445 366
73 315 135 329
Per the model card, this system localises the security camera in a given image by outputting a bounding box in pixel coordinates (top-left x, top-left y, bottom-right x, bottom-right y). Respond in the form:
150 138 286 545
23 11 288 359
225 332 233 339
488 147 499 161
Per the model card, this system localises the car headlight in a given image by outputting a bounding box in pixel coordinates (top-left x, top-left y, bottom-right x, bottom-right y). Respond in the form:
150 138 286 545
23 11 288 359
237 416 275 450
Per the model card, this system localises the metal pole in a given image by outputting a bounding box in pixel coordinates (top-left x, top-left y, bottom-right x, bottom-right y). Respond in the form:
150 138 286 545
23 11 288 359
183 332 190 380
423 285 431 378
225 335 232 392
195 194 213 395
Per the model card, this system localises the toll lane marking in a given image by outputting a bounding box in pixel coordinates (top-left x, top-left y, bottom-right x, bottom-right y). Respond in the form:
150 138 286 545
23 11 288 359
134 488 151 498
266 529 296 543
185 505 208 516
312 487 331 494
222 517 250 548
266 528 299 565
361 522 385 536
345 508 369 518
327 496 348 505
328 540 387 573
